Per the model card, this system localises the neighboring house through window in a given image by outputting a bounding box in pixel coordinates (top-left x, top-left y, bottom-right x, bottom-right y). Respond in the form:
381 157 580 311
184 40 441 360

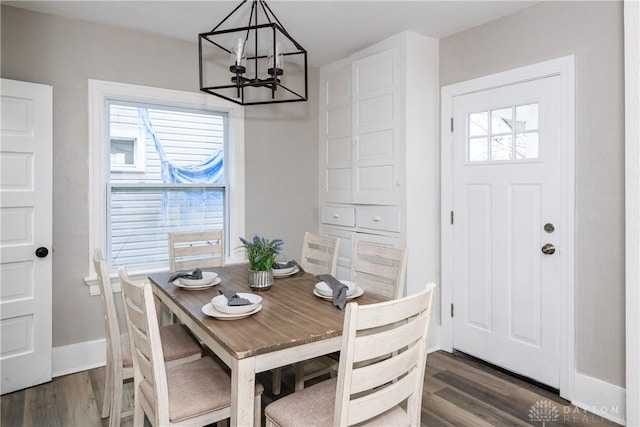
109 103 226 272
88 80 245 284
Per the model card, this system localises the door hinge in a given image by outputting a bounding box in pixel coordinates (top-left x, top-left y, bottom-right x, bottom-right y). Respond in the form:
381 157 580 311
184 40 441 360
450 117 454 132
450 211 454 225
451 303 454 317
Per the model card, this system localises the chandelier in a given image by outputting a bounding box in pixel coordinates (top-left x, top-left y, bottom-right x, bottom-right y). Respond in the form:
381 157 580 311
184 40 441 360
198 0 308 106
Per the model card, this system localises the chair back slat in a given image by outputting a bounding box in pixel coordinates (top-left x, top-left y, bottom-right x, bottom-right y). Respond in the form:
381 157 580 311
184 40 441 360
347 370 418 425
351 242 407 299
300 232 340 276
169 230 224 272
174 244 223 258
353 315 429 363
355 288 432 329
350 343 421 394
334 283 435 427
350 275 395 299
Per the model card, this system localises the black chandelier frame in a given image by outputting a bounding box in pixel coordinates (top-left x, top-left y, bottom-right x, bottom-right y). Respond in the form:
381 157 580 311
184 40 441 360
198 0 308 106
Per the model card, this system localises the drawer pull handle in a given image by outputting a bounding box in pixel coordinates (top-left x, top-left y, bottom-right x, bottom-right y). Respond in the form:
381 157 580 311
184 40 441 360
333 214 340 219
373 216 382 222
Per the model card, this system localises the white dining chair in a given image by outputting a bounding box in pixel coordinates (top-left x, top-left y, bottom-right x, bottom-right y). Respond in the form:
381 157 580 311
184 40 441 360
119 266 264 427
350 241 408 299
265 282 436 427
294 242 409 392
299 231 340 276
271 231 340 395
168 230 224 272
92 249 202 427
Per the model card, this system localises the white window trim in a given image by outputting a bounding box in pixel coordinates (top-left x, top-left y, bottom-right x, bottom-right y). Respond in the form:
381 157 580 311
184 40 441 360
85 79 246 294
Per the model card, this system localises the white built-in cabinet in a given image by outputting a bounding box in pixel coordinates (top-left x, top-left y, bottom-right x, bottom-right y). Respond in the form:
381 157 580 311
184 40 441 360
318 31 440 297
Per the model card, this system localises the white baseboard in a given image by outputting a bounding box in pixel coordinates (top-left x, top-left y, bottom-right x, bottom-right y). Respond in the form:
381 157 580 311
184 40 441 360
572 373 626 425
52 339 106 377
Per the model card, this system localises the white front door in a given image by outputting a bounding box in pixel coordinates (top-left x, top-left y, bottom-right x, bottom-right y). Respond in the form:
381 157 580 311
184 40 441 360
452 75 562 388
0 79 53 394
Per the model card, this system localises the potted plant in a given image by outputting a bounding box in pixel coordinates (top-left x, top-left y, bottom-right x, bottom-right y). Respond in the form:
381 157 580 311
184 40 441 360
239 235 283 290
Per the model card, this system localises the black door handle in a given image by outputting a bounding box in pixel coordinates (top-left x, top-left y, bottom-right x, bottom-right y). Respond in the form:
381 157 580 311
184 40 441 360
35 247 49 258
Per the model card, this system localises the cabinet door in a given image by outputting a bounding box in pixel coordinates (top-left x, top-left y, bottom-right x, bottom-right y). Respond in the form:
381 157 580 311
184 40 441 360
352 49 401 205
320 64 352 203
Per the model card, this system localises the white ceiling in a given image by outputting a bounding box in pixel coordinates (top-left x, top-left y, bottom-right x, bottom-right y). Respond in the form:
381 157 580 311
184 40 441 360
4 1 538 67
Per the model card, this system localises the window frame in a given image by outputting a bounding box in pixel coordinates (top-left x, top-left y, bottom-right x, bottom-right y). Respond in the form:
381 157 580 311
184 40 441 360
86 79 246 291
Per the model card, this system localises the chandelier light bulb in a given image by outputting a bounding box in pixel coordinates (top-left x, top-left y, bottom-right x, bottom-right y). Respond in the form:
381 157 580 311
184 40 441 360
230 38 246 73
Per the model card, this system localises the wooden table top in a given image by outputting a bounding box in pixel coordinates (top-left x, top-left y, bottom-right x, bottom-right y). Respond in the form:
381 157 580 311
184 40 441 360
149 264 386 360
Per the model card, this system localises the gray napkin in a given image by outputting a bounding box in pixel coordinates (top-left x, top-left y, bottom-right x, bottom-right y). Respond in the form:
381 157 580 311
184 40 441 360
272 260 305 273
316 274 347 309
219 288 252 306
169 268 202 283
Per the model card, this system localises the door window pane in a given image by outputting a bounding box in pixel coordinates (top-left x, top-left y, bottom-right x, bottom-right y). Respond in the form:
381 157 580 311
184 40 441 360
467 102 539 162
469 137 488 161
491 108 513 134
469 112 488 137
491 135 512 160
516 104 539 131
516 132 539 159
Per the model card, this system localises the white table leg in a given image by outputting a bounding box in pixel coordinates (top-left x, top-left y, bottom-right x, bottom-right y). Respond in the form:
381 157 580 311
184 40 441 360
231 356 256 427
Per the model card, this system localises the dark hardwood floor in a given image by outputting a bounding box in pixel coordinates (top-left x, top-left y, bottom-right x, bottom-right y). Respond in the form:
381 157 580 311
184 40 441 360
1 351 619 426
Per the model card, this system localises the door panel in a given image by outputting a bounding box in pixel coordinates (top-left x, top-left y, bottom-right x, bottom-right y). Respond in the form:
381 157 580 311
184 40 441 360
464 184 492 332
0 79 52 394
452 76 561 388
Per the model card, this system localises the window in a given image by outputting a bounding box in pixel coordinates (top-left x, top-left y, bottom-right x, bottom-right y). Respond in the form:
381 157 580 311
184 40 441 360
108 103 226 272
88 80 245 283
467 103 539 162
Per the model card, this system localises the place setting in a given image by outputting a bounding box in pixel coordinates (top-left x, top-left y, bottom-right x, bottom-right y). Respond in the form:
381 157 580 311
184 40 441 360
271 259 304 278
313 274 364 309
202 288 263 320
168 268 221 290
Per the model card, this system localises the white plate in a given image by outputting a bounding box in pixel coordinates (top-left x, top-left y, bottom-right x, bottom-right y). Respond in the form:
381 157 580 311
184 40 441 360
211 293 263 314
201 303 262 320
273 266 299 278
174 276 221 290
313 287 364 300
315 280 357 297
178 271 218 286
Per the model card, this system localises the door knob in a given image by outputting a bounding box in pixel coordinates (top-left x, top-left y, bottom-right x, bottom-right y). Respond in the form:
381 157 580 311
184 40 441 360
541 243 556 255
35 247 49 258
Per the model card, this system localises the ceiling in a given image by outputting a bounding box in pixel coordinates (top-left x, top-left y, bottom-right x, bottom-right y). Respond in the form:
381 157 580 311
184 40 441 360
4 1 538 67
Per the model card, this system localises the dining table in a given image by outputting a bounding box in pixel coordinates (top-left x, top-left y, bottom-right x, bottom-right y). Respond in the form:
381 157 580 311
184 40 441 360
148 263 387 427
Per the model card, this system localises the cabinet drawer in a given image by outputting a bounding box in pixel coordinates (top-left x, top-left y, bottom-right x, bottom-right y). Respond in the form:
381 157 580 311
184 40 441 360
321 206 355 227
356 207 400 232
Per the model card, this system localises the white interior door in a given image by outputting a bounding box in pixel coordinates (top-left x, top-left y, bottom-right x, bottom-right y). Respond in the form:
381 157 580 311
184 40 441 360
452 76 562 388
0 78 53 394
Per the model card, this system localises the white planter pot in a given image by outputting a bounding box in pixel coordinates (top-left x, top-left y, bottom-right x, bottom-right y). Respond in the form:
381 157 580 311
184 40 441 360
248 269 274 291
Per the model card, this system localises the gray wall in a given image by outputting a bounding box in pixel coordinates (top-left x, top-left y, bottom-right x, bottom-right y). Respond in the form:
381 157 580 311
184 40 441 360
440 1 625 386
0 6 319 347
244 99 319 262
